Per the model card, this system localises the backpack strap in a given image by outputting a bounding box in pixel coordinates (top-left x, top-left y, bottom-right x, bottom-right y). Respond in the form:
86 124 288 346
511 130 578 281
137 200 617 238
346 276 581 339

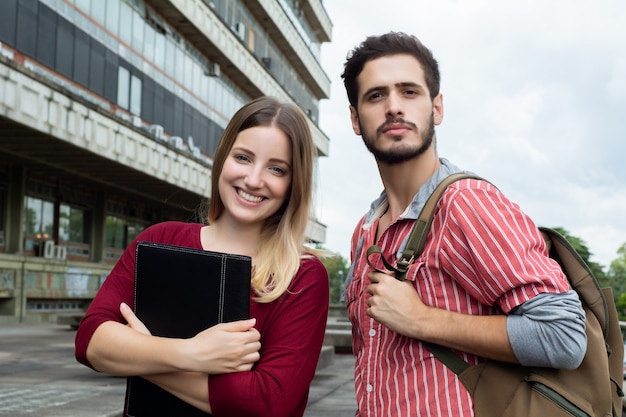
366 172 487 373
366 173 483 280
421 340 471 375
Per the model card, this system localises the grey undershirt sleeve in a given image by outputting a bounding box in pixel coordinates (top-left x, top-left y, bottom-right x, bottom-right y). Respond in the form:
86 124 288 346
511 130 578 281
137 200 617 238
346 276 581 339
506 290 586 369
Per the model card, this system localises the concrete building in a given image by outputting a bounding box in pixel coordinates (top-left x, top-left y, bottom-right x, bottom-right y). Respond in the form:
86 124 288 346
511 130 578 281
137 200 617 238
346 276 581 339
0 0 332 324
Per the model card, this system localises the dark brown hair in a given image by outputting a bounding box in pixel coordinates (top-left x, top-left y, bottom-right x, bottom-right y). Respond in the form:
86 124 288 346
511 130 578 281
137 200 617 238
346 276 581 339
341 32 441 108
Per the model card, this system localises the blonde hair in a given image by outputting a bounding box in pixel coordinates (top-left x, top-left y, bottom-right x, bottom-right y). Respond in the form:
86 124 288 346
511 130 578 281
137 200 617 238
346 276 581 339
207 97 318 303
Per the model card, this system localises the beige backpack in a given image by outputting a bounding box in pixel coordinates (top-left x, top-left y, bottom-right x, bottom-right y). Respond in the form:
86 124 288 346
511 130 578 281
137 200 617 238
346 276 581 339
367 173 624 416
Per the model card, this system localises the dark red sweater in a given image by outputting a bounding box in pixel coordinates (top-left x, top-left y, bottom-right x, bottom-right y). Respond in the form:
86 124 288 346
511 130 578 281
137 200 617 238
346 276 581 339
75 221 330 417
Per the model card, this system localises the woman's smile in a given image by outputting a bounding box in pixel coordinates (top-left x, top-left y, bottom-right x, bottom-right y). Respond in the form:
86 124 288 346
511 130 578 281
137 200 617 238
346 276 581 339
237 188 264 204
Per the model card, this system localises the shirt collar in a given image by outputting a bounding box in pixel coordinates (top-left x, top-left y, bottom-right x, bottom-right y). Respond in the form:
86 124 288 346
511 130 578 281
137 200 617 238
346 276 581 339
362 158 465 229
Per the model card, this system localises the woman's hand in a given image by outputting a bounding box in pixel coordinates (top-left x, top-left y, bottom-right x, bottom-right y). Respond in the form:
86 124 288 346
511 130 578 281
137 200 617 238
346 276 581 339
181 319 261 375
120 302 151 336
119 302 260 375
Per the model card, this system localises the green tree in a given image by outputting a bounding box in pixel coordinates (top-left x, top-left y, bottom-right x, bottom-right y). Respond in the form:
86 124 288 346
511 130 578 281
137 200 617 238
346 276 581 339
320 251 350 304
552 228 626 322
608 243 626 320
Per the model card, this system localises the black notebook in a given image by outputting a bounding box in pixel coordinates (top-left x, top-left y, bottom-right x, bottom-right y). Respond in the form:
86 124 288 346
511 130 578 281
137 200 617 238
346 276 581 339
125 242 251 417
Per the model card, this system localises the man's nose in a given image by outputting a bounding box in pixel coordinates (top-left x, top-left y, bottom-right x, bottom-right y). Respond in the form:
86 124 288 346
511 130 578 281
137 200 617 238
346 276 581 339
385 93 404 118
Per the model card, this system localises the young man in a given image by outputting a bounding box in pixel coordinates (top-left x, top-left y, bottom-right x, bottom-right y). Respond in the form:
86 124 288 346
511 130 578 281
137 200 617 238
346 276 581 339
341 32 586 417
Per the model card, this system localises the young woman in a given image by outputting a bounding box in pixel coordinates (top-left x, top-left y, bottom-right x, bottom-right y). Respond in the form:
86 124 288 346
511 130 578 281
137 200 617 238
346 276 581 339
75 96 330 417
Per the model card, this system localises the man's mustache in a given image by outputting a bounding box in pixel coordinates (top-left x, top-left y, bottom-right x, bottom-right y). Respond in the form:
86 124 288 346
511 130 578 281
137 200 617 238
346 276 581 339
376 118 418 135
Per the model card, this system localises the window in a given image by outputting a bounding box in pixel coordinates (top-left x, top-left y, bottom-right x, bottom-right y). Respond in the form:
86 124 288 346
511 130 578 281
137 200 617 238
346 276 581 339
16 0 37 58
89 40 106 95
105 0 121 36
130 74 142 115
74 0 91 15
105 215 144 249
36 4 57 69
91 0 107 26
117 66 130 109
154 31 165 70
27 299 87 312
73 29 90 87
183 51 193 90
0 187 5 250
0 188 5 231
55 14 74 79
143 22 156 63
24 196 54 239
164 37 175 78
131 9 144 52
117 66 142 115
0 0 17 45
59 204 85 243
174 47 184 84
118 1 133 46
103 48 119 103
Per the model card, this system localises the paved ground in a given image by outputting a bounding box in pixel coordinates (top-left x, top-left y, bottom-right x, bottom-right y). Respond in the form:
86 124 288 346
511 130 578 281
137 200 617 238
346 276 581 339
0 323 356 417
3 323 625 417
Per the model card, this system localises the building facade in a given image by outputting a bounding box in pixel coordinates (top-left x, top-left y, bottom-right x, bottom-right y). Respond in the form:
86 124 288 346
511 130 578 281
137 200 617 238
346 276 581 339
0 0 332 323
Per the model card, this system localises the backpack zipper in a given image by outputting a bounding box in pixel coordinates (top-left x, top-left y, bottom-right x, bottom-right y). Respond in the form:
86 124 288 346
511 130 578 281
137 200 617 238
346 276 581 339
530 381 589 417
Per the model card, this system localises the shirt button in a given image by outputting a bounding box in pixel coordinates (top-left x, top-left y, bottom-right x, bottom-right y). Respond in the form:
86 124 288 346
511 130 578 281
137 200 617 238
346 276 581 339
369 329 376 337
366 384 373 393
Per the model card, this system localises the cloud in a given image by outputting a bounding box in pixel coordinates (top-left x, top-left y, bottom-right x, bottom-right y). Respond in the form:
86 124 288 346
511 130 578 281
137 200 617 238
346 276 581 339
608 57 626 101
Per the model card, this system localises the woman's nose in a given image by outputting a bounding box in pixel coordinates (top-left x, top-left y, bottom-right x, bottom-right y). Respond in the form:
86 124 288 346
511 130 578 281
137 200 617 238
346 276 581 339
244 168 263 189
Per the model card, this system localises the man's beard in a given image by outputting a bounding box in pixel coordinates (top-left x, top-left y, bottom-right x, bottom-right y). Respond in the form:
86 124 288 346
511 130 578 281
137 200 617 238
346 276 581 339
360 115 435 164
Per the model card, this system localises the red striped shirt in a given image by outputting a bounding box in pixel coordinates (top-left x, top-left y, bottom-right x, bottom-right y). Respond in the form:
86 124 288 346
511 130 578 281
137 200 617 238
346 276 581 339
346 178 568 417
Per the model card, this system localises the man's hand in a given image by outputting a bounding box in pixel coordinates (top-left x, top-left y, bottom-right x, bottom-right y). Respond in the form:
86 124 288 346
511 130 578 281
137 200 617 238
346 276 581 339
366 271 517 363
366 271 430 338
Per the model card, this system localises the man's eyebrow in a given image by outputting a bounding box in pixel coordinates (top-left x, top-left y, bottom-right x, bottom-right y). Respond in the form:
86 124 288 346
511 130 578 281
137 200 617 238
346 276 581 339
361 82 426 100
396 81 426 91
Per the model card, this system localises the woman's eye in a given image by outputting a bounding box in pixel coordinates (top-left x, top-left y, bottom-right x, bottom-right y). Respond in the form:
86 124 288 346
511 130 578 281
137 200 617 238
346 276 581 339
234 154 250 162
270 166 285 175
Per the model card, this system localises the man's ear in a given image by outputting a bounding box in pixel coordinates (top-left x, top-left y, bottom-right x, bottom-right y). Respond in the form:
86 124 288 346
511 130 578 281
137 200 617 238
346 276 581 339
433 94 444 126
349 105 361 135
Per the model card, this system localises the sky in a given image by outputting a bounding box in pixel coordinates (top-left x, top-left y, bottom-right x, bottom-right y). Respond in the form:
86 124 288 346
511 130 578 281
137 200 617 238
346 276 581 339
315 0 626 269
